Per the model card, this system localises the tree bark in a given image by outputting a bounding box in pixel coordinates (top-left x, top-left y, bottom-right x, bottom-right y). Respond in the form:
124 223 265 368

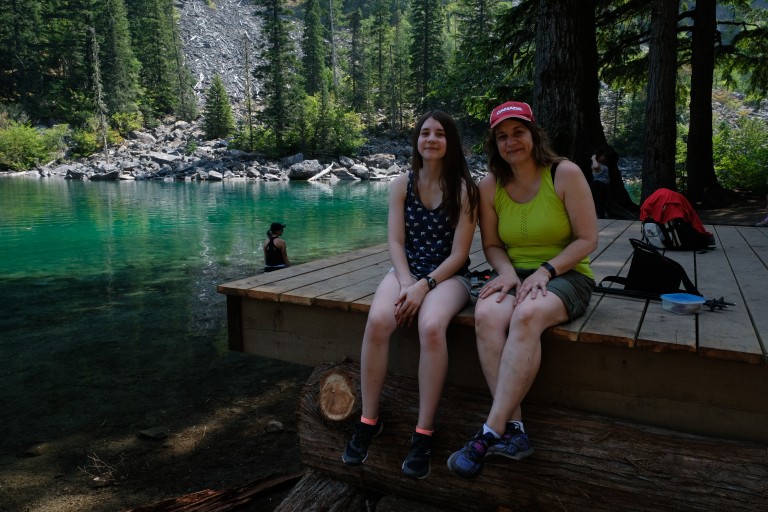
686 0 727 206
296 361 768 512
641 0 679 201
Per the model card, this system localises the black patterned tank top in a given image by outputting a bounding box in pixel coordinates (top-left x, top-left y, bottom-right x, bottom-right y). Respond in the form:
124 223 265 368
404 171 470 278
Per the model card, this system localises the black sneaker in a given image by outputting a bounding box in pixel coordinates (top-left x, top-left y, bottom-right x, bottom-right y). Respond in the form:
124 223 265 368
342 420 383 466
401 432 432 479
446 430 498 479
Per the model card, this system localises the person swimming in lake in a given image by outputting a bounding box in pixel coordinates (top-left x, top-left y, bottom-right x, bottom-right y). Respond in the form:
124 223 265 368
263 222 291 272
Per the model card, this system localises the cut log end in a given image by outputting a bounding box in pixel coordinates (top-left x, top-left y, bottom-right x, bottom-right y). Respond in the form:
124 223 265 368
318 370 356 422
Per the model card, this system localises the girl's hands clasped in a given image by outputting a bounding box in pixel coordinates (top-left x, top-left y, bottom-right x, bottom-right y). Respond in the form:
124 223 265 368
394 278 427 327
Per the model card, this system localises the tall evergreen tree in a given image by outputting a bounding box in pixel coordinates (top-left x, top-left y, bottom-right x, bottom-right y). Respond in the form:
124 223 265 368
87 26 109 155
347 9 370 114
302 0 326 95
92 0 141 115
641 0 679 199
369 0 392 110
202 74 235 139
0 0 44 114
387 8 410 131
254 0 304 151
125 0 195 120
447 0 501 116
408 0 446 111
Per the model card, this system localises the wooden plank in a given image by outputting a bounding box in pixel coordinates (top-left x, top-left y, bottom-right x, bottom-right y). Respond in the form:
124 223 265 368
633 248 697 353
699 226 765 363
279 259 392 307
248 250 392 301
737 225 768 267
558 221 640 346
216 243 388 295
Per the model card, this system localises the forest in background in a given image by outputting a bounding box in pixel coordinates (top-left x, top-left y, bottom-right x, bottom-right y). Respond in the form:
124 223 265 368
1 0 767 205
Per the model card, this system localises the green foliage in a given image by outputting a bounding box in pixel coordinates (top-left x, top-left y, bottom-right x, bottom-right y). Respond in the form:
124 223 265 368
713 117 768 193
297 87 366 157
69 117 122 158
202 75 235 139
69 128 101 158
0 122 50 170
111 111 144 136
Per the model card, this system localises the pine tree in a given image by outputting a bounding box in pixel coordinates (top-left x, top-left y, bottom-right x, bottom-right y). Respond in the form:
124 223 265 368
202 74 235 139
408 0 446 111
302 0 325 95
0 0 44 115
87 27 109 156
347 9 370 116
125 0 196 121
254 0 304 152
93 0 141 115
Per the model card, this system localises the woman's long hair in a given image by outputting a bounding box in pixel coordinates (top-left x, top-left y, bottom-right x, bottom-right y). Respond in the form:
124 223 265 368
410 110 479 226
484 120 562 186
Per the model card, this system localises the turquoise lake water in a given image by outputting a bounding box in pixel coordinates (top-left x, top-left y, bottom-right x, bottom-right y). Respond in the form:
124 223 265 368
0 177 390 449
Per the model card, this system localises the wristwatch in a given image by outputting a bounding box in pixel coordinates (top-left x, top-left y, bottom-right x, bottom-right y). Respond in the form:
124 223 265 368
540 262 557 279
424 276 437 290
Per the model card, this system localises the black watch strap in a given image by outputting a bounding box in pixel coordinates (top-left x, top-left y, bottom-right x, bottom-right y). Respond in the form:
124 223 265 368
425 276 437 290
540 262 557 279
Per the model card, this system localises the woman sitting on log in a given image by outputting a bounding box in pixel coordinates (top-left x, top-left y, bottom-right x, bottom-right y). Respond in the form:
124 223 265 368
447 101 597 479
342 110 479 479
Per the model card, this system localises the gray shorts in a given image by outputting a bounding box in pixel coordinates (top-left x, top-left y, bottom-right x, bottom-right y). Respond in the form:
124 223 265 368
388 268 472 295
514 268 595 321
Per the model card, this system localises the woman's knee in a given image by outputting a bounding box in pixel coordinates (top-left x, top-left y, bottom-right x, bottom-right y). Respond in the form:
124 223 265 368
475 298 511 332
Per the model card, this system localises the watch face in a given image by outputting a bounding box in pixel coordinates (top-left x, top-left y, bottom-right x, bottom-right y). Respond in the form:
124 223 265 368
427 277 436 289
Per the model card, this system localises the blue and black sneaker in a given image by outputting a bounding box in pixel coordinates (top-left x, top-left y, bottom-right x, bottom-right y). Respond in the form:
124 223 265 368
486 422 534 461
342 420 383 466
401 432 432 479
446 430 498 479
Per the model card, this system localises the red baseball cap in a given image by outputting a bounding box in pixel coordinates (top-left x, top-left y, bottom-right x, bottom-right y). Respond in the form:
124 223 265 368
489 101 535 128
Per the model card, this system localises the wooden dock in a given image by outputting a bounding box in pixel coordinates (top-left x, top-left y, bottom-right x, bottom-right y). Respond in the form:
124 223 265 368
217 219 768 444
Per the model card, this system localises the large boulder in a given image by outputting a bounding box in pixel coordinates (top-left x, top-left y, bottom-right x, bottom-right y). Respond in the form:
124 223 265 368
288 159 323 180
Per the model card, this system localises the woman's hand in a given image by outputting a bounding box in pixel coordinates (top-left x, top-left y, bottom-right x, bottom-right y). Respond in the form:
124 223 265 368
394 277 426 327
515 268 551 305
477 272 520 303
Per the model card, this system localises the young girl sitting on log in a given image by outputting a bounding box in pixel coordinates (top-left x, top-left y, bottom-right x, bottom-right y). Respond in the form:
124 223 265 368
342 110 479 479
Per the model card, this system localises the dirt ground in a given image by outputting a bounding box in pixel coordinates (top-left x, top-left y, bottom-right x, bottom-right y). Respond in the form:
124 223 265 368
1 195 763 512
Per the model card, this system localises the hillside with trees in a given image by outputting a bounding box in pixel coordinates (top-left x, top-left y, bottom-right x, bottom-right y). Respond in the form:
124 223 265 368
1 0 767 205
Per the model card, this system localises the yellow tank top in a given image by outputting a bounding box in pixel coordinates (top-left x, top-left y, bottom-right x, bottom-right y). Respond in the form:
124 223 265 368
494 166 593 279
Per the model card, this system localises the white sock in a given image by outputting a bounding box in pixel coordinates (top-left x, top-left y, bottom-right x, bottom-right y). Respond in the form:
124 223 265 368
482 423 501 439
510 420 525 433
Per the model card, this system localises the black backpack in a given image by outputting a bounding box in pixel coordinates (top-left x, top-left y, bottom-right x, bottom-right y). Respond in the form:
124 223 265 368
641 219 715 251
596 239 701 300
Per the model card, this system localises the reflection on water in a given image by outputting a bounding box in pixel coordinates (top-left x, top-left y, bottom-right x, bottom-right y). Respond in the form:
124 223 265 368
0 177 390 448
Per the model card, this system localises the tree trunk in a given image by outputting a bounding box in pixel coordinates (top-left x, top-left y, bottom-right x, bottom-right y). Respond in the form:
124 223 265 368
534 0 604 176
641 0 679 201
296 361 768 512
686 0 727 206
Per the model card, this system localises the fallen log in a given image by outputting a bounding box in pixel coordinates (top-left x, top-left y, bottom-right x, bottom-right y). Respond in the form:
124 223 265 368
127 471 303 512
296 361 768 512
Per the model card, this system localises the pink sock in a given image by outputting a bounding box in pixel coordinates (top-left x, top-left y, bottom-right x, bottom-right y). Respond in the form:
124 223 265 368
415 427 434 436
360 416 378 426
